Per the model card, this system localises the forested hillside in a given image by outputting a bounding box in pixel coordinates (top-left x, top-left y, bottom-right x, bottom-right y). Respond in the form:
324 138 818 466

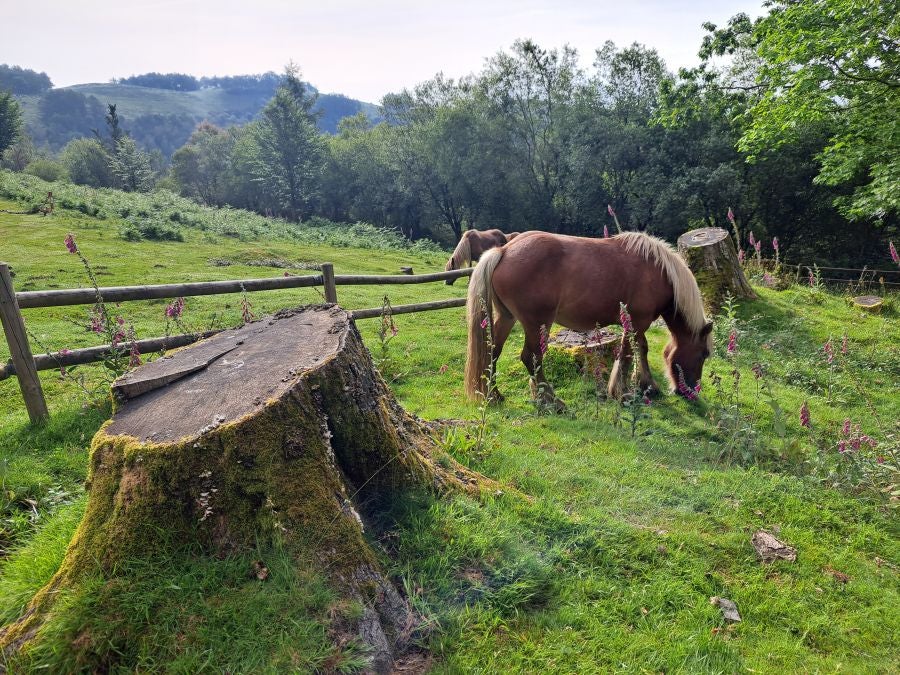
5 67 379 156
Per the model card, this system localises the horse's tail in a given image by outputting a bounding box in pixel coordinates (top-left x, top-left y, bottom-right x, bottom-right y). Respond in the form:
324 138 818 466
465 247 504 400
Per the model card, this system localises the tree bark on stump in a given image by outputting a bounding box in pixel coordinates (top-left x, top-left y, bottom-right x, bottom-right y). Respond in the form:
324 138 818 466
677 227 756 313
0 305 494 672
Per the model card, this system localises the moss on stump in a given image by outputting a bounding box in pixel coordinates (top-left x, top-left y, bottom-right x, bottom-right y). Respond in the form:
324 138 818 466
677 227 755 313
0 305 496 672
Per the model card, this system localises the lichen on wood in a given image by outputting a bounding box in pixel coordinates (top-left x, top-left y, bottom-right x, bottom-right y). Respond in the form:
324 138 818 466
0 305 497 673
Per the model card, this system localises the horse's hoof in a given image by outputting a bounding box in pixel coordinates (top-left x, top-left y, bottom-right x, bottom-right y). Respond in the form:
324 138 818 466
642 384 661 397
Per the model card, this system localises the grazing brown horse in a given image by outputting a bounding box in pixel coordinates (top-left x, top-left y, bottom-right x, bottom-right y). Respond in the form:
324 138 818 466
444 229 521 284
464 231 713 407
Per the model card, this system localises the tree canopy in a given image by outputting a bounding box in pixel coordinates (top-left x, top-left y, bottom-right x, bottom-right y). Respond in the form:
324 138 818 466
737 0 900 220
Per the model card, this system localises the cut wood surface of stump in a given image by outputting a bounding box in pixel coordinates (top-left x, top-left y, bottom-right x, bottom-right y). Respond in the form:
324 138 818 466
677 227 756 313
0 305 495 673
852 295 883 312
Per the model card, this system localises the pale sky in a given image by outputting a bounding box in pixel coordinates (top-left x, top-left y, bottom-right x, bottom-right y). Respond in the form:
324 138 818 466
3 0 766 103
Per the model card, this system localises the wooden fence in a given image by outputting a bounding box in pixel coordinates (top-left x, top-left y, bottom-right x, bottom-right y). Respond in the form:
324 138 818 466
0 262 473 423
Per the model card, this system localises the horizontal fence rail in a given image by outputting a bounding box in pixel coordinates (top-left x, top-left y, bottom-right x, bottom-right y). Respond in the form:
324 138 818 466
0 331 220 380
349 297 467 320
15 275 324 309
0 261 473 421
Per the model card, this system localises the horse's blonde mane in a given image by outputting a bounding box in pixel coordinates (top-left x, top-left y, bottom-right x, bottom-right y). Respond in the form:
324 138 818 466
614 232 708 334
447 232 473 270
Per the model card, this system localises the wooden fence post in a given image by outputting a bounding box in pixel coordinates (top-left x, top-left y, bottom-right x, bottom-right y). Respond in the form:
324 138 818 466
321 263 338 304
0 262 49 422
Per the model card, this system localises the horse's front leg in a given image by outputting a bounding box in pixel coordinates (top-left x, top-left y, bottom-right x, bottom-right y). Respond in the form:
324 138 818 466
521 325 566 413
635 331 660 396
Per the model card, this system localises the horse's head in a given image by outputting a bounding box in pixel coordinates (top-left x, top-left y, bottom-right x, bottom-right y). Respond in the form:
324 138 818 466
444 254 458 284
663 321 713 400
445 232 473 285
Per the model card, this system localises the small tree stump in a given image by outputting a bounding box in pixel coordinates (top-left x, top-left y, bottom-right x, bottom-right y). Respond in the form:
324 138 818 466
852 295 882 312
677 227 755 313
547 328 619 375
0 306 494 672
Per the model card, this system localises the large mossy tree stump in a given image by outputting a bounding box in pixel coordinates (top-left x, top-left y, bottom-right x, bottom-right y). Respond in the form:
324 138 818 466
677 227 755 313
0 305 493 672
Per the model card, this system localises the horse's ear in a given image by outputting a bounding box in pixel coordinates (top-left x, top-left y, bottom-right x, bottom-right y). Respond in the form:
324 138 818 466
701 320 714 336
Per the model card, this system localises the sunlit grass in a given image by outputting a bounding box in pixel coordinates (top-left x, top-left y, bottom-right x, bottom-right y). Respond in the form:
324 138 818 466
0 179 897 672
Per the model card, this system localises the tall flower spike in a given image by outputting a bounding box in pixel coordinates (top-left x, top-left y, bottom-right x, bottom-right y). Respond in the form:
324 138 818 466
727 207 735 224
619 302 633 334
748 231 756 247
726 331 737 356
64 233 77 254
799 401 810 428
890 241 899 266
772 237 779 252
823 339 834 364
603 225 609 238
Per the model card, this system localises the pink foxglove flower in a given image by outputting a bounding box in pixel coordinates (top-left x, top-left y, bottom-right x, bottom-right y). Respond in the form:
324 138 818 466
799 401 810 428
772 237 779 253
64 233 78 254
619 303 633 334
165 297 185 319
726 331 737 356
603 225 609 238
675 364 701 401
727 207 735 224
890 241 899 266
748 231 756 247
808 269 815 287
607 204 616 218
823 339 834 364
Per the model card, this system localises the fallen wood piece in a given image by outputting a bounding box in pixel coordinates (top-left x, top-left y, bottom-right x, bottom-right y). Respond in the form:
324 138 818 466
751 530 797 563
710 596 741 623
111 339 238 401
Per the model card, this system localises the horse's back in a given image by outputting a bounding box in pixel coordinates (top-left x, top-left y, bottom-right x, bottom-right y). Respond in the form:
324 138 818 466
491 232 672 330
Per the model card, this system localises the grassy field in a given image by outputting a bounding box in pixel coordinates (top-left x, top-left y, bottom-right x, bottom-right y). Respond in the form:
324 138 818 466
0 173 898 673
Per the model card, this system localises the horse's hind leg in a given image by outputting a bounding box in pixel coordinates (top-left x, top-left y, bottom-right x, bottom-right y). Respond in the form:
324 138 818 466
521 322 566 413
487 313 516 402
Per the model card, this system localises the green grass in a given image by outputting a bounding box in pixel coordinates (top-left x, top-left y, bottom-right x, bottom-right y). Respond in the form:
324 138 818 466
1 173 898 672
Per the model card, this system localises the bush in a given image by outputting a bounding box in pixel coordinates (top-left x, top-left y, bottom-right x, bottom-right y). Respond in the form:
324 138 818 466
24 158 67 183
119 219 184 242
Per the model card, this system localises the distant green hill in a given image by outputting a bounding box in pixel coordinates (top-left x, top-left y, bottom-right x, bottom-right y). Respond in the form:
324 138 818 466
15 80 381 158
